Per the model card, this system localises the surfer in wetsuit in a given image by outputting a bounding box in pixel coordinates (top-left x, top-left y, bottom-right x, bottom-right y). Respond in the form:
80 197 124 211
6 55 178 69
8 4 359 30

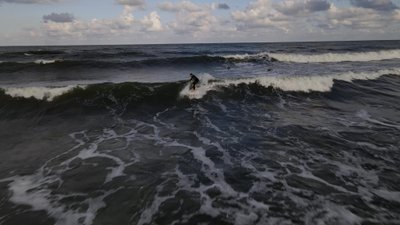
189 73 200 91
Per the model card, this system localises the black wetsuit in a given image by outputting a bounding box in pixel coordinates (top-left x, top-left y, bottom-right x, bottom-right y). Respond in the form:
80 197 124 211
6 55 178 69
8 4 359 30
190 74 199 90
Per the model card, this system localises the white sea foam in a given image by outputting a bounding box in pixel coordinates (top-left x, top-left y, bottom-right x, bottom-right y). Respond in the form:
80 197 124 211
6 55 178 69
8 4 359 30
34 59 59 64
179 73 217 99
6 174 116 225
220 49 400 63
357 109 400 130
180 68 400 99
269 49 400 63
221 52 271 60
3 85 83 101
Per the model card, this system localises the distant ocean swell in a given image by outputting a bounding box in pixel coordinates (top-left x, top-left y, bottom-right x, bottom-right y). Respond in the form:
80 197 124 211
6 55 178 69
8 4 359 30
0 50 152 57
2 49 400 72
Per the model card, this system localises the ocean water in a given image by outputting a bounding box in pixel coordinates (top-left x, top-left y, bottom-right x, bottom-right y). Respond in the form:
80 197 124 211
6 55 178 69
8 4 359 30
0 41 400 225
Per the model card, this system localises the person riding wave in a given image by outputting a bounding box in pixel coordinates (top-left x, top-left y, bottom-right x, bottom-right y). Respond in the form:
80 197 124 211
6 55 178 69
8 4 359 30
189 73 200 91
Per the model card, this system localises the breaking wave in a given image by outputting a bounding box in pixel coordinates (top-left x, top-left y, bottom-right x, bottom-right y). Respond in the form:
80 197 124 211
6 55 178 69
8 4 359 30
180 68 400 99
268 49 400 63
3 85 85 100
1 68 399 103
34 59 59 64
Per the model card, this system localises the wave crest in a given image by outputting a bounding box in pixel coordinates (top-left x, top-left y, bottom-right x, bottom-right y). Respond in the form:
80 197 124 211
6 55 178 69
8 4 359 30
179 68 400 99
269 49 400 63
3 85 83 101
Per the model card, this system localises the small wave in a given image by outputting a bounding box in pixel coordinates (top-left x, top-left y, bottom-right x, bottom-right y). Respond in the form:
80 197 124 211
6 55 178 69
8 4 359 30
3 85 83 101
0 50 64 57
34 59 59 64
268 49 400 63
218 52 276 62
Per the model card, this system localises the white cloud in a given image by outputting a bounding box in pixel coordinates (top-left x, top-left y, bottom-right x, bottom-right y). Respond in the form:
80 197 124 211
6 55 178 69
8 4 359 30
141 11 163 31
158 1 230 36
158 1 203 12
38 6 164 42
231 0 400 36
326 5 400 30
231 0 290 31
3 0 400 45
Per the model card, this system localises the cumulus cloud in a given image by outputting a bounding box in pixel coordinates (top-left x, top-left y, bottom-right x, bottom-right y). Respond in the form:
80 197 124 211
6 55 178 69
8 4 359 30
326 5 399 30
43 13 74 23
231 0 400 39
158 1 203 12
350 0 398 11
232 0 290 31
141 11 163 31
158 1 231 36
0 0 60 3
7 0 399 45
38 6 164 41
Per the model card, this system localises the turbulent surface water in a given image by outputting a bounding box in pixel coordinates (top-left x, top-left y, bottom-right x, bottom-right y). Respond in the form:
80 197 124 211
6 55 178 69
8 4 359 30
0 41 400 225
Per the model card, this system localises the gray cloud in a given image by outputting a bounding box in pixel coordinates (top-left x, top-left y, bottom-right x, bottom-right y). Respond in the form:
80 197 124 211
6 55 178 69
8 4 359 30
350 0 398 11
115 0 145 7
275 0 331 16
43 13 74 23
306 0 331 12
0 0 60 3
217 3 230 10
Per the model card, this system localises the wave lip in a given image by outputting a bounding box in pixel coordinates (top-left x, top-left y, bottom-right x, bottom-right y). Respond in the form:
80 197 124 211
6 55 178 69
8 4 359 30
269 49 400 63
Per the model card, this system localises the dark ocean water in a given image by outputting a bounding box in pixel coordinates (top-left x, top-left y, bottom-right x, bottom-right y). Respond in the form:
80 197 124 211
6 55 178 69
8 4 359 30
0 41 400 225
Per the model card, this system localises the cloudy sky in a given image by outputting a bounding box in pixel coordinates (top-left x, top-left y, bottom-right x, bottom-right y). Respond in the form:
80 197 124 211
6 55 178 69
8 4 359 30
0 0 399 45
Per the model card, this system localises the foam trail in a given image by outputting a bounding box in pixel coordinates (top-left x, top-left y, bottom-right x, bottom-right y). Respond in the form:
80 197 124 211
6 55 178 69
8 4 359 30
4 85 83 101
268 49 400 63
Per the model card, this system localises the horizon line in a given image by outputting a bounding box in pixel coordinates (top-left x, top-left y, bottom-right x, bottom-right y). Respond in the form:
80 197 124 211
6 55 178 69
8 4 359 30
1 39 399 48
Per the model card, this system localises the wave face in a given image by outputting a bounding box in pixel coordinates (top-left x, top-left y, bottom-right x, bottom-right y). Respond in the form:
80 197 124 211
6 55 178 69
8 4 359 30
1 41 400 225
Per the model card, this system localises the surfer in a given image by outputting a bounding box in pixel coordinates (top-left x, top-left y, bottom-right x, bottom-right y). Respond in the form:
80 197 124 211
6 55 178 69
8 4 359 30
189 73 199 91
